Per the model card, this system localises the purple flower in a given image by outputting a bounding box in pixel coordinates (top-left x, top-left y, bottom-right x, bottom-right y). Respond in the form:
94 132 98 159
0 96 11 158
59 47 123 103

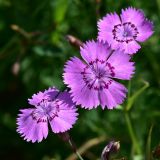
63 41 135 109
17 87 78 143
98 7 153 54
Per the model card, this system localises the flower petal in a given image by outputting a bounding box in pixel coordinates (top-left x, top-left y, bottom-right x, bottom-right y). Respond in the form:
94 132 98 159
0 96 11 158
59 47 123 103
119 40 141 54
99 80 127 109
17 109 48 143
98 13 121 44
49 102 78 133
57 91 75 107
44 87 59 100
63 57 86 89
121 7 145 26
70 85 100 109
80 41 111 63
136 19 154 42
107 50 135 80
28 92 48 106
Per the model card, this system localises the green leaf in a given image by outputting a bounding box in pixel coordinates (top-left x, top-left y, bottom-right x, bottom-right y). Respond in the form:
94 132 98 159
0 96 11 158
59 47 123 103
116 105 123 110
133 155 143 160
52 0 68 23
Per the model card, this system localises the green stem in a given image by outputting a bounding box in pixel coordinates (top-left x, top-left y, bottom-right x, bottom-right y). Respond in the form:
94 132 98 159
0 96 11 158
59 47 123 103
124 111 142 155
146 124 154 160
75 151 84 160
127 80 131 99
68 139 84 160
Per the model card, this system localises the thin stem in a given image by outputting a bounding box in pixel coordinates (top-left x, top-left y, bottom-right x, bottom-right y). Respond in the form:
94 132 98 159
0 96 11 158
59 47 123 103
124 80 142 155
146 124 154 160
68 139 84 160
127 80 131 99
124 111 142 155
75 151 84 160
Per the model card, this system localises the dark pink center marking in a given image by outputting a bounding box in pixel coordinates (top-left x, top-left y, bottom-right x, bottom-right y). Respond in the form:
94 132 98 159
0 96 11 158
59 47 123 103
112 22 139 43
32 100 60 123
81 59 115 90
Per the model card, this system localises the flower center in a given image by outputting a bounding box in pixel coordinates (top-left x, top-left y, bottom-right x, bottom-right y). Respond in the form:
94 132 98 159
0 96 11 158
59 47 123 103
32 100 60 123
112 22 139 43
81 59 115 90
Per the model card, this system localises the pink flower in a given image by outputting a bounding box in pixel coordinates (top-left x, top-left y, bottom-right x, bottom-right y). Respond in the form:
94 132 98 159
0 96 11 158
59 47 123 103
17 87 78 143
63 41 135 109
98 7 153 54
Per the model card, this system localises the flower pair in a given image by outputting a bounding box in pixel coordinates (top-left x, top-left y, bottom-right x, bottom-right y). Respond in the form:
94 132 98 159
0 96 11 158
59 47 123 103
63 7 153 109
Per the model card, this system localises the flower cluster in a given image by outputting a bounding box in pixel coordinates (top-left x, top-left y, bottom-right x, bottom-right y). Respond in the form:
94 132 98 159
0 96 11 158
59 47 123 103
17 7 153 143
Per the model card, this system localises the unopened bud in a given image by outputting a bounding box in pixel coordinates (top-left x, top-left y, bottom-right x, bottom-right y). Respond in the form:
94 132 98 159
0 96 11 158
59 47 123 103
11 24 20 31
101 141 120 160
12 62 20 76
152 144 160 158
66 35 83 48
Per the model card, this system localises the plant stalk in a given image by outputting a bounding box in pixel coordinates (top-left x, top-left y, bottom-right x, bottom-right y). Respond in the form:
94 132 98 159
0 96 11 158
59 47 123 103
124 111 142 155
68 139 84 160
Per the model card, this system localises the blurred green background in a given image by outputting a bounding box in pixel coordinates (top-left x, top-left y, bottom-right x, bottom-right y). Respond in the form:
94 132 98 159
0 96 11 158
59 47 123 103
0 0 160 160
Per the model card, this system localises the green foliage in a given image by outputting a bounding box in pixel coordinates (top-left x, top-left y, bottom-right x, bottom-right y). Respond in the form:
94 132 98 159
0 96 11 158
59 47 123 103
0 0 160 160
